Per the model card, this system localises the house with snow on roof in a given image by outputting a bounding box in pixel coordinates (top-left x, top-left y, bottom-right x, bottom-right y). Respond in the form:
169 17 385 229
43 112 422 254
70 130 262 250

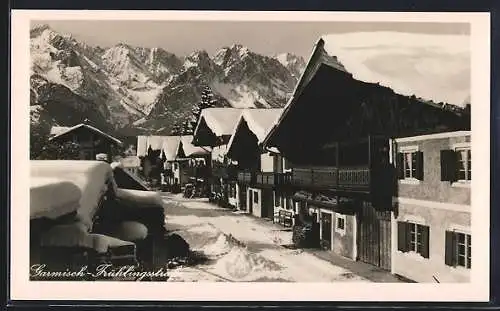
49 119 123 161
136 135 211 191
191 107 244 203
262 32 471 280
224 108 294 222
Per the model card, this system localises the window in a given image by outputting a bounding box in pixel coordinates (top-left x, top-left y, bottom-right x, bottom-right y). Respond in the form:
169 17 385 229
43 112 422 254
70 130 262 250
456 148 471 181
445 230 471 269
397 147 424 181
253 191 259 203
397 221 430 258
441 146 471 182
335 214 346 235
173 163 178 170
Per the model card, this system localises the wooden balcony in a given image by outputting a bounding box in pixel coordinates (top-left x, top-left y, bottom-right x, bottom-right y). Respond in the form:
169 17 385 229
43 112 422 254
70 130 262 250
237 171 254 184
237 171 293 187
211 163 237 180
291 166 371 193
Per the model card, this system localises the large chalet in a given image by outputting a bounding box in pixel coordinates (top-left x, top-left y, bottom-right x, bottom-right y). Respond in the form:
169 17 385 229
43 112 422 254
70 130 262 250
261 36 470 281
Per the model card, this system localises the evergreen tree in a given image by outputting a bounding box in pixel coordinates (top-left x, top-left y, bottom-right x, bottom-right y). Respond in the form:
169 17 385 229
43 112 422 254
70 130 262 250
189 85 218 131
170 119 182 135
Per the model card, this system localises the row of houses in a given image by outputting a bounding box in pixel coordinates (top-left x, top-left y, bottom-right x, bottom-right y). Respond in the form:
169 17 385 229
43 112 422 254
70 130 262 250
137 37 471 283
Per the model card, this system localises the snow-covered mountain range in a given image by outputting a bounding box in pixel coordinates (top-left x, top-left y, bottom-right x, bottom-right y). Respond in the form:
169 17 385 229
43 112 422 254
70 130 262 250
30 24 306 136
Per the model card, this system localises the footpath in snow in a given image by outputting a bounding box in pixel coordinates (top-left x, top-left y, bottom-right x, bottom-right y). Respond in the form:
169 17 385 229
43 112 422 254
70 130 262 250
161 194 370 283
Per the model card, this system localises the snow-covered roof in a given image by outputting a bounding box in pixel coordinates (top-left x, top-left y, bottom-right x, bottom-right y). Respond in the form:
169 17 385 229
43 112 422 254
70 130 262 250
161 136 182 161
193 108 244 138
146 135 164 150
320 32 470 107
227 108 283 153
30 160 116 231
176 135 211 158
49 126 71 136
49 123 123 145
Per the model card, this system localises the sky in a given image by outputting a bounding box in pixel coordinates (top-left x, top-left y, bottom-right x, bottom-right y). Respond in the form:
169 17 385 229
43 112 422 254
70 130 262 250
33 20 469 60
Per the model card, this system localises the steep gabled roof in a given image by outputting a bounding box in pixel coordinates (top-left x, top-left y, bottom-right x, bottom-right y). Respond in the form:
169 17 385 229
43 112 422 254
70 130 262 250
226 108 283 155
49 124 123 145
175 136 211 159
193 108 244 138
263 33 470 150
161 136 182 161
320 32 470 107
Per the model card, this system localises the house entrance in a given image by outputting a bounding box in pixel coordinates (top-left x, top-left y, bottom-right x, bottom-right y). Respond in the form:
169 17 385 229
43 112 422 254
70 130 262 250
357 201 391 270
320 212 332 250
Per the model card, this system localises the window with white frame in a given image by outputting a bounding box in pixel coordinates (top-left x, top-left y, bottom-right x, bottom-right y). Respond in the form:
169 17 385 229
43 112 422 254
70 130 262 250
397 146 424 181
456 148 471 182
445 230 471 269
253 190 259 204
335 213 346 234
397 221 430 258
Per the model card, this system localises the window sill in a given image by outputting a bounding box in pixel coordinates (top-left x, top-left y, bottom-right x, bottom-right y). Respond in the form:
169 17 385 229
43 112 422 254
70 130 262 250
335 228 346 236
398 250 428 262
451 181 471 188
400 178 421 185
447 265 471 276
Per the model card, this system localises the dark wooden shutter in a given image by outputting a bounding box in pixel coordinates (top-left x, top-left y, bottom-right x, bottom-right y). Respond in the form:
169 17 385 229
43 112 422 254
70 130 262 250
441 150 457 181
445 230 456 266
396 152 405 179
397 221 408 252
415 151 424 181
420 225 430 258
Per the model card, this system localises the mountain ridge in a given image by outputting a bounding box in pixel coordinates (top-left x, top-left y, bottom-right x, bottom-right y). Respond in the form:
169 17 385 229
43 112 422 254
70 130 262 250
30 25 307 136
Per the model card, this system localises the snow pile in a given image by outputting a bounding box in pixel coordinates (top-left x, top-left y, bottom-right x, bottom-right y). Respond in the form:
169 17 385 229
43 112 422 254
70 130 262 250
201 233 233 257
209 246 284 281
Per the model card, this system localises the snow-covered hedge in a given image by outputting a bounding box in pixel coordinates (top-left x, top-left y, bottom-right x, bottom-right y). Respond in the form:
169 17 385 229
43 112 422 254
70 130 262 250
31 160 116 230
30 177 81 220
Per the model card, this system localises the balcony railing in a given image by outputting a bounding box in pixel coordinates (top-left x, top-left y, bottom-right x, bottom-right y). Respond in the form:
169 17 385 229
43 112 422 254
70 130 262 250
211 163 237 180
237 171 293 187
237 171 254 184
291 166 371 192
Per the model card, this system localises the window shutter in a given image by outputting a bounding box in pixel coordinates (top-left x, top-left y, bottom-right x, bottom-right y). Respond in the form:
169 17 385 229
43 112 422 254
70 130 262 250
415 151 424 181
445 230 456 266
421 225 430 258
397 221 408 252
441 150 457 182
396 152 405 179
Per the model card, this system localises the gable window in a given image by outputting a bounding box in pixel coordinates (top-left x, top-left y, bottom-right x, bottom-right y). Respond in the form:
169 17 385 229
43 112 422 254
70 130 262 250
397 147 424 182
397 221 430 258
445 230 471 269
441 144 471 183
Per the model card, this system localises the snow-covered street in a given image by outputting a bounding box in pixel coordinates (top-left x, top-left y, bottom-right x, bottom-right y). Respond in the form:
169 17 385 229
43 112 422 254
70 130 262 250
161 194 370 282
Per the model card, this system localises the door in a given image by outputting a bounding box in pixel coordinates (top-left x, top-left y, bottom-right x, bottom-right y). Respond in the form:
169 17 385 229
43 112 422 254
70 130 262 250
248 190 253 214
357 201 391 270
260 189 273 219
239 184 247 211
320 212 332 250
